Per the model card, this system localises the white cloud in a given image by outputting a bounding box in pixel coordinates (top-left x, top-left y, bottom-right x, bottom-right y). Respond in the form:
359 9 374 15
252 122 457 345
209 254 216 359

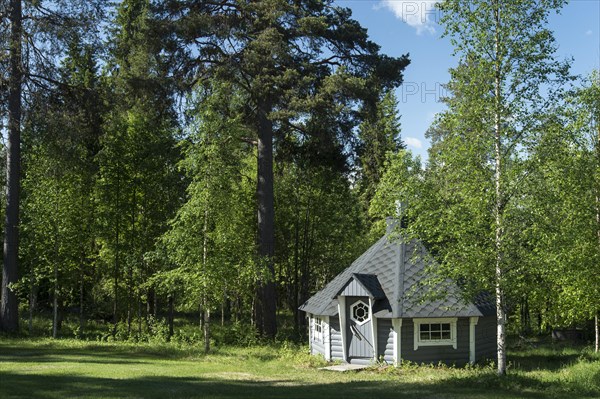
405 137 423 149
586 29 593 36
378 1 441 35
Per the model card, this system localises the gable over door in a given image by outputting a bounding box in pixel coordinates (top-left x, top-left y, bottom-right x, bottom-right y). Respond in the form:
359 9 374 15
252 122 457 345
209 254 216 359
346 297 373 362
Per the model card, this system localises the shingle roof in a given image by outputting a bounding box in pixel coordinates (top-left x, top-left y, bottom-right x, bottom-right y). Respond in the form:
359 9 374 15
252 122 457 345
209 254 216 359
299 232 495 318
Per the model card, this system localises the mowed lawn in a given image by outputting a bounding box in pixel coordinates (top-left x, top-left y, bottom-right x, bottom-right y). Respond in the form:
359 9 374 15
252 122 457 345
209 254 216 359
0 338 599 399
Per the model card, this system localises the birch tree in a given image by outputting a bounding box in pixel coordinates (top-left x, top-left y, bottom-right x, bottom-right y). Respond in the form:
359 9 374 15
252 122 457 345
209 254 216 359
97 0 180 336
529 73 600 352
425 0 572 375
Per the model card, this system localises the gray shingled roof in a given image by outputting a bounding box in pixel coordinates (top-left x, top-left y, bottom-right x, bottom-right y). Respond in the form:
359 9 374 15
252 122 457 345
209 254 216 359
299 232 495 318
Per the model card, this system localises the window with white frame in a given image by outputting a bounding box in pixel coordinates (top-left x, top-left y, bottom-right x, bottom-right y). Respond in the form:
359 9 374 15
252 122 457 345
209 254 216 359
350 300 370 325
312 316 323 342
413 318 457 350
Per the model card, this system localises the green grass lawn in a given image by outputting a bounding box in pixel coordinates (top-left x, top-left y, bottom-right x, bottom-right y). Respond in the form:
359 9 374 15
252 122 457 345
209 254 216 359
0 338 598 399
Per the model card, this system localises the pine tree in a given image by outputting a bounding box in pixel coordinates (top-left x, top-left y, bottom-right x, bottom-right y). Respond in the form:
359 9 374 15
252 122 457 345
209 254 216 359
156 0 409 338
1 0 104 333
358 90 405 228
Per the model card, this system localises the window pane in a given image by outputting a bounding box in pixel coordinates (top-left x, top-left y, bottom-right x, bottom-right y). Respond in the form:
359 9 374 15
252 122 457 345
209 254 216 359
433 331 443 340
430 323 441 332
441 331 451 339
420 324 430 332
420 332 430 340
441 323 450 331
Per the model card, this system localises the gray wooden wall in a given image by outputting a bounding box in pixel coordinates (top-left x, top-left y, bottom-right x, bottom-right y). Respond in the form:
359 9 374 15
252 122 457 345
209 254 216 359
400 317 470 366
377 319 395 364
330 316 344 361
475 316 497 362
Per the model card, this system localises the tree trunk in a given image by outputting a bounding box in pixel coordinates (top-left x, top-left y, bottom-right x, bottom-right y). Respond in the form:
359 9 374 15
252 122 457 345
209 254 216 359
28 274 35 335
520 296 530 336
112 177 120 337
299 203 311 331
256 100 277 339
147 287 155 317
221 288 226 326
203 305 210 353
595 313 598 353
293 211 300 334
493 1 507 377
595 88 600 355
235 295 241 323
52 262 59 339
250 296 256 328
1 0 22 334
167 294 174 340
79 194 89 337
137 298 142 337
201 208 210 349
79 264 85 337
127 187 136 336
52 184 60 339
199 303 204 330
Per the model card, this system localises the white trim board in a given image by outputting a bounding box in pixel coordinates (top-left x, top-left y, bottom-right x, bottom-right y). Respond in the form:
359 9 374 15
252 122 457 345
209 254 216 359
413 317 458 350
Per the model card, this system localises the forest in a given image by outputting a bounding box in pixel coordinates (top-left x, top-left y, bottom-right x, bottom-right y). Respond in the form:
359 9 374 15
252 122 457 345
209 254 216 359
0 0 598 380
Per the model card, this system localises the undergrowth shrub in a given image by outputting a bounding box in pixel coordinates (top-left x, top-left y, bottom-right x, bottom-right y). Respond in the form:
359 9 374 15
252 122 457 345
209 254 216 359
561 359 600 394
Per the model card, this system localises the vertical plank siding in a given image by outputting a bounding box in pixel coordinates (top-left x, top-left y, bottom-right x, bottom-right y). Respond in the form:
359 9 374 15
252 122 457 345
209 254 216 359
340 280 370 297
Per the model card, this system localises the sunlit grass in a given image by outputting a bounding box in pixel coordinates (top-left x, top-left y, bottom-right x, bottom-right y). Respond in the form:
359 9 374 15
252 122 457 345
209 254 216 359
0 337 598 398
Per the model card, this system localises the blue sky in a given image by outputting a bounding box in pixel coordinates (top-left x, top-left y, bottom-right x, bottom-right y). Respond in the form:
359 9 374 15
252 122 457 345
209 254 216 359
338 0 600 161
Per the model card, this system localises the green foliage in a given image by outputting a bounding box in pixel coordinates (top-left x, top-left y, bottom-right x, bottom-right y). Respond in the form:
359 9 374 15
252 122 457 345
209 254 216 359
20 34 103 336
358 90 405 215
411 0 572 304
155 0 409 337
95 0 182 332
275 161 368 324
368 150 422 238
161 82 257 314
526 72 600 327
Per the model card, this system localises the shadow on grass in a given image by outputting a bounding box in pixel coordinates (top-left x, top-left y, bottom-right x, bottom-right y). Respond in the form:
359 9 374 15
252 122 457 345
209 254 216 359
1 370 597 399
508 353 581 371
2 340 598 399
0 341 218 365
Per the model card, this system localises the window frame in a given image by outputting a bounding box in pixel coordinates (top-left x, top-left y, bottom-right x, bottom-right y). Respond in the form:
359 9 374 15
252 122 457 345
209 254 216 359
312 316 323 342
413 317 458 350
350 300 371 326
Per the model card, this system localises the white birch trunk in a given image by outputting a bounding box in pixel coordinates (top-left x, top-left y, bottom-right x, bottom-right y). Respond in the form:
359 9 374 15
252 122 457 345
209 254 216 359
494 0 507 376
595 313 598 353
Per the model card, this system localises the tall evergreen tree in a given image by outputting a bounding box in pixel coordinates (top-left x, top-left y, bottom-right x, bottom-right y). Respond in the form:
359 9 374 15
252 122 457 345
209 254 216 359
1 0 23 333
357 90 405 230
0 0 104 333
157 0 409 338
